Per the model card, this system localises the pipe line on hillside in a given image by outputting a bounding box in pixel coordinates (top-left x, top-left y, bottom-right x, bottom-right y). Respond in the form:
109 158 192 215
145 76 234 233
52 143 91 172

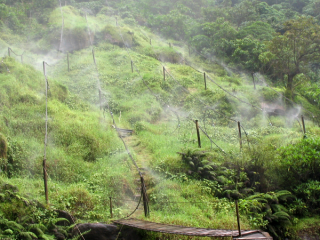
123 12 258 133
58 0 64 53
109 4 247 154
118 15 242 151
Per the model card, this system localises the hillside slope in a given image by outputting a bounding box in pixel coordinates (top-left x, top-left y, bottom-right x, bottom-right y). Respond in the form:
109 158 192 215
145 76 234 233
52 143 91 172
1 1 320 240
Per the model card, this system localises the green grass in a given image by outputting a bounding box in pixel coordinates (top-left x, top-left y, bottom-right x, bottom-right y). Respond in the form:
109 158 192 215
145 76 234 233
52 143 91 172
1 9 320 240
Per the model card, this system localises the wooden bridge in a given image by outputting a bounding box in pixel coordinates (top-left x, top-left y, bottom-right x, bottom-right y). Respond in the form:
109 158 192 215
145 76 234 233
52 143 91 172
114 218 273 239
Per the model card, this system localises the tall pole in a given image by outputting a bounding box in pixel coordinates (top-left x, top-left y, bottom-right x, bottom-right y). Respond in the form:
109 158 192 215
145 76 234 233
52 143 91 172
238 122 242 151
109 197 113 218
163 67 166 81
141 176 149 217
195 120 201 148
204 72 207 90
251 72 256 90
302 115 306 136
43 61 49 205
235 200 241 236
92 48 102 111
92 48 96 65
67 52 70 72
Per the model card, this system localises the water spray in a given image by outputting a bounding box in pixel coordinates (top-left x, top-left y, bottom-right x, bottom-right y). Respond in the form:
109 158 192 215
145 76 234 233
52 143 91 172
67 52 70 72
58 0 64 53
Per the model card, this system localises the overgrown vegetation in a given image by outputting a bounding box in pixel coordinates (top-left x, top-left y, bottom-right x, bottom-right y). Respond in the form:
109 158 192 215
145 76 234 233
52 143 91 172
0 0 320 239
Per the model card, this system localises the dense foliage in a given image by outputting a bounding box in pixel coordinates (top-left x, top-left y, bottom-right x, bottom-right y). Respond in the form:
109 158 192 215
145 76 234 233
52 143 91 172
0 0 320 240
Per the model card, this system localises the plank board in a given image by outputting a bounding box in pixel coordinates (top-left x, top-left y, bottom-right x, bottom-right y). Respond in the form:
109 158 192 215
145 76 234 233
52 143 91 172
113 218 268 238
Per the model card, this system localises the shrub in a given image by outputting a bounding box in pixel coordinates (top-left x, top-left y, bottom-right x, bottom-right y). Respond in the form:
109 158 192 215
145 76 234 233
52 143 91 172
277 137 320 188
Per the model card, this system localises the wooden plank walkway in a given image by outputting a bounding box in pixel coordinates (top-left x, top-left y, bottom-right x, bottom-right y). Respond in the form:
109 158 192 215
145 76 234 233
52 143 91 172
114 218 269 238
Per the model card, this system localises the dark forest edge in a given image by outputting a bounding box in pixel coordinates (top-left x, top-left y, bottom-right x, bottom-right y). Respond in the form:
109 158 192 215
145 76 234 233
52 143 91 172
1 0 320 239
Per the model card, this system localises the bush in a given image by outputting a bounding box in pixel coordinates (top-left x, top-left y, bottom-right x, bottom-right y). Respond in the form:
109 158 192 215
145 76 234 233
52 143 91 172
277 137 320 188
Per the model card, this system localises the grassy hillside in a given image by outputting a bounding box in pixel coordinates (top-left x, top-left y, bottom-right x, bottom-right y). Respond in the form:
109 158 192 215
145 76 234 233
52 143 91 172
0 2 320 240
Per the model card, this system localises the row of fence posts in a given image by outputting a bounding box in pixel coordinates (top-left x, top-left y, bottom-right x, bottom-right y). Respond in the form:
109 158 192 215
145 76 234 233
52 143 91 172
4 15 310 233
8 47 24 63
193 115 307 236
7 45 309 228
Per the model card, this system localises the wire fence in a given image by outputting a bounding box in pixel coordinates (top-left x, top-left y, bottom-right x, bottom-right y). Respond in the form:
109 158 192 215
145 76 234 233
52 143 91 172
0 3 316 225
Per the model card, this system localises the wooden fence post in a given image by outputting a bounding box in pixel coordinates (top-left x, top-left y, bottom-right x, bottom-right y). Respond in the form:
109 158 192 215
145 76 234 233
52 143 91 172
235 200 241 236
141 176 149 217
163 67 166 81
92 48 96 65
238 122 242 151
195 120 201 148
109 197 113 218
204 72 207 90
251 72 256 90
302 115 306 136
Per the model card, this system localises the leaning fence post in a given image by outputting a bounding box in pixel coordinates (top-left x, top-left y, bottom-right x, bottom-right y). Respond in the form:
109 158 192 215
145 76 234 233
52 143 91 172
109 197 113 218
195 120 201 148
92 48 96 65
302 115 306 137
235 200 241 236
140 176 149 217
163 67 166 81
251 72 256 90
238 122 242 151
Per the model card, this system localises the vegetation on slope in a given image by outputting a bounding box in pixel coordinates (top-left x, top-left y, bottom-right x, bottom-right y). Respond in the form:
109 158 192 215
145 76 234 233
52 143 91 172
0 1 320 240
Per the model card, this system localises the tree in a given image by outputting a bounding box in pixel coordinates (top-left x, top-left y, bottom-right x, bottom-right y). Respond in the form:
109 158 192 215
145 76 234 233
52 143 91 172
262 17 320 99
